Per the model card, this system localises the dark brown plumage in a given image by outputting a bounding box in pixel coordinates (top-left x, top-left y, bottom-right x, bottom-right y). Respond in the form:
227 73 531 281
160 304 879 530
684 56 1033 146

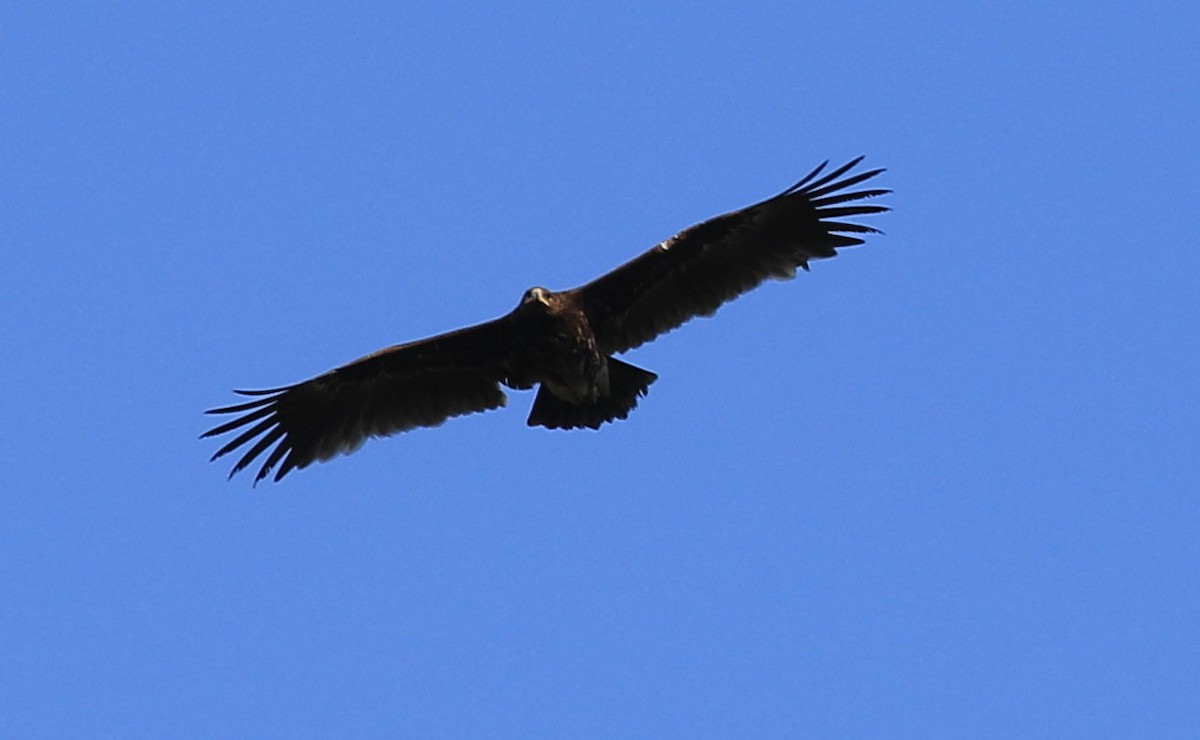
204 157 889 483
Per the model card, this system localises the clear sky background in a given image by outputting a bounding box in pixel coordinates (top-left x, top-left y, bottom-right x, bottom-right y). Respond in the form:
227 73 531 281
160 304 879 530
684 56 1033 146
3 2 1198 737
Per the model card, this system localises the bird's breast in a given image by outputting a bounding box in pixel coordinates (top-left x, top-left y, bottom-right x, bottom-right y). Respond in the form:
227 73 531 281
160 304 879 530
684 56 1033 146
512 305 605 402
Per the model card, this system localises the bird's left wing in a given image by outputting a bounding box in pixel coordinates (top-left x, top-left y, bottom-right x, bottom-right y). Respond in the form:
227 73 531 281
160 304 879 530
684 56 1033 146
568 157 889 355
203 317 513 484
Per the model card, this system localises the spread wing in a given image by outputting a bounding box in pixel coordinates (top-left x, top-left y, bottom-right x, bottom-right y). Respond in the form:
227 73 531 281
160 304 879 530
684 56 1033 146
202 318 513 484
569 157 889 354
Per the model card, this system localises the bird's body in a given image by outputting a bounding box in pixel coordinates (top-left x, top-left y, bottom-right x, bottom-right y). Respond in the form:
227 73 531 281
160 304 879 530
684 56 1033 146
509 287 609 404
204 157 889 483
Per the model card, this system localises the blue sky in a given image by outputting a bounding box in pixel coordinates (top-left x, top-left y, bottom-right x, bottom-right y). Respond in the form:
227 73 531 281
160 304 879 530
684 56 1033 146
3 2 1198 736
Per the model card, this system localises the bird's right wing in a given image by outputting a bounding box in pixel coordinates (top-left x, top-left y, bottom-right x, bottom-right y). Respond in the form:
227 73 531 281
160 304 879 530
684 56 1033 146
202 317 513 484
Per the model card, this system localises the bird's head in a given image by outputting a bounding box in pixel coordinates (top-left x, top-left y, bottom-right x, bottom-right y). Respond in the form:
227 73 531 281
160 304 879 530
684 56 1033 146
519 286 553 309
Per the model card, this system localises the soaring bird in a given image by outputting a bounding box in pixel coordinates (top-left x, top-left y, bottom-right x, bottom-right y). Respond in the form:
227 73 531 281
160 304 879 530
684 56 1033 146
204 157 889 483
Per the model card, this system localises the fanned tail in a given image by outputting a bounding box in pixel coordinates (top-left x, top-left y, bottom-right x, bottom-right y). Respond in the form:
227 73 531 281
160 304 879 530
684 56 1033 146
527 357 657 430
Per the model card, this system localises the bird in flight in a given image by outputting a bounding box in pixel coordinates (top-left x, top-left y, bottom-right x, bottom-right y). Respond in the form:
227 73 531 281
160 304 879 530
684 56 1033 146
204 157 889 484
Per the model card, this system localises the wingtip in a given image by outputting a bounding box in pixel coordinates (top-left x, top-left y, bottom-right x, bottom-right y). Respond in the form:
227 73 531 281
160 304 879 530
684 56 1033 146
786 159 831 193
234 387 289 397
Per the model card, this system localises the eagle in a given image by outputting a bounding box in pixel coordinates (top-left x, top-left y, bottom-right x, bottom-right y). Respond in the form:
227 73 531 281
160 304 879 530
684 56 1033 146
204 157 889 484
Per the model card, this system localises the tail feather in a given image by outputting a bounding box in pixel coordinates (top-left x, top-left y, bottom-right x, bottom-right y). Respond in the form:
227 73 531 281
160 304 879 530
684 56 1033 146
527 357 657 430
